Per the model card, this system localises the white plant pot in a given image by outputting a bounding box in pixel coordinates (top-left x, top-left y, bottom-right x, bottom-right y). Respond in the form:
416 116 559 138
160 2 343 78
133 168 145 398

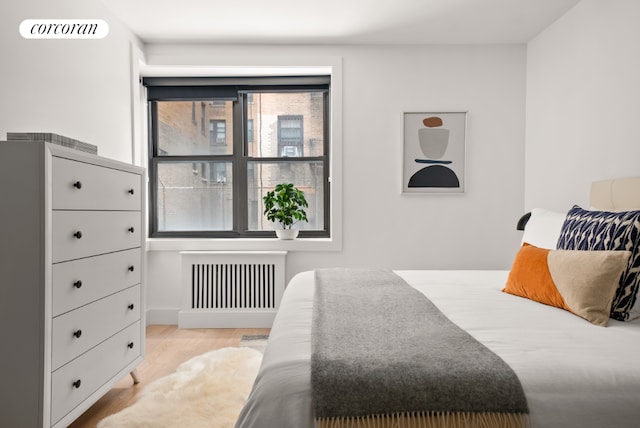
275 229 299 240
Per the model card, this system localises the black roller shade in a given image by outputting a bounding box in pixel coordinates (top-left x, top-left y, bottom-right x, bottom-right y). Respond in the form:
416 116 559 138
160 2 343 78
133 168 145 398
142 75 330 101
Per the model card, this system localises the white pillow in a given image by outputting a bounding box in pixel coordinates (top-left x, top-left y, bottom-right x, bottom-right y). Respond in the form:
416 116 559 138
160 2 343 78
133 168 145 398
521 208 567 249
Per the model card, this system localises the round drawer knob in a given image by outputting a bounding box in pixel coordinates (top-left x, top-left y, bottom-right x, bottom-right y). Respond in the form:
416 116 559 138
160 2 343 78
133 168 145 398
73 280 82 289
73 181 82 190
73 231 83 239
128 188 135 195
128 303 135 310
128 342 135 349
73 379 82 389
128 265 135 272
128 226 135 233
73 329 82 339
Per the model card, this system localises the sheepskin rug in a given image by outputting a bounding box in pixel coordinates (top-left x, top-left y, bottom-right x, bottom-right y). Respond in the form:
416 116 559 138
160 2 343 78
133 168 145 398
98 347 262 428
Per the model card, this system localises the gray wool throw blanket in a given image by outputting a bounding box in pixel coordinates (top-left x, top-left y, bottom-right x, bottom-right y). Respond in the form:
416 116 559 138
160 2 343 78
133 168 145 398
311 268 529 428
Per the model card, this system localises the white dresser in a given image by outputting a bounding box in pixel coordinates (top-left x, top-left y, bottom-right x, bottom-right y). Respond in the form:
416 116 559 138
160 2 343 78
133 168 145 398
0 140 145 427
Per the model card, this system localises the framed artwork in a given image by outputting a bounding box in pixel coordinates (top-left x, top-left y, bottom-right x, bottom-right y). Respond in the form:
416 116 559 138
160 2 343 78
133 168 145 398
402 111 467 194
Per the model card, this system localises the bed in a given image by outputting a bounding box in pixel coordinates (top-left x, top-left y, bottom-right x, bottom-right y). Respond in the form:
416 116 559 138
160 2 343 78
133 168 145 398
235 177 640 428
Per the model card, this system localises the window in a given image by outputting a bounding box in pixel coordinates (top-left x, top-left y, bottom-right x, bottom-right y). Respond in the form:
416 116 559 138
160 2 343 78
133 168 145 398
278 115 303 157
247 119 254 143
200 102 206 135
210 120 226 146
145 76 330 238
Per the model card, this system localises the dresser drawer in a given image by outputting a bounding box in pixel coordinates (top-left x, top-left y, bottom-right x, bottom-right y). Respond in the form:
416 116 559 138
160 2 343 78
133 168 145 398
52 156 141 211
51 285 141 370
52 211 141 263
51 321 142 426
52 248 141 317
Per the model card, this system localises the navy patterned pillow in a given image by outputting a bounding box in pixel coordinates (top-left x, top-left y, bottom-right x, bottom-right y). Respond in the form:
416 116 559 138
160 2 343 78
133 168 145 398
556 206 640 321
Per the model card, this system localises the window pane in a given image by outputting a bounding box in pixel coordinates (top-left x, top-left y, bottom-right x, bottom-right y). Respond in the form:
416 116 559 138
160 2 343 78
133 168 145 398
246 92 324 158
247 161 324 231
156 101 233 155
156 162 232 231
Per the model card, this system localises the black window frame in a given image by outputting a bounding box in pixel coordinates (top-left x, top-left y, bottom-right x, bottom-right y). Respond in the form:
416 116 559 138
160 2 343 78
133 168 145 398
144 76 330 239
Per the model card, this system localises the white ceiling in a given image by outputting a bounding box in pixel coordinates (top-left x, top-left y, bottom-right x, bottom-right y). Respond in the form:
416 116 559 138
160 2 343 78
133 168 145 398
101 0 580 45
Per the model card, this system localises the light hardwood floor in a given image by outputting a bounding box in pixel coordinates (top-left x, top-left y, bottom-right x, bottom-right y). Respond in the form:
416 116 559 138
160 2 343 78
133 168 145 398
69 325 270 428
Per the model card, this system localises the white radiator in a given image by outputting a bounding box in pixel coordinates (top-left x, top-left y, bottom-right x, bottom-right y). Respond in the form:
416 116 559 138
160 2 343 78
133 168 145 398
179 251 286 328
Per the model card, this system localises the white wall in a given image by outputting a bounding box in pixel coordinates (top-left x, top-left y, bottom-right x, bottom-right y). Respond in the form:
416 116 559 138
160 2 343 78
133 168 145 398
0 2 527 323
0 0 142 163
144 44 527 321
4 0 638 326
525 0 640 211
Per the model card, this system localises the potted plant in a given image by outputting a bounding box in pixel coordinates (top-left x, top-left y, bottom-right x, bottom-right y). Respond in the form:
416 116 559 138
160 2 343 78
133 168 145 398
263 183 309 239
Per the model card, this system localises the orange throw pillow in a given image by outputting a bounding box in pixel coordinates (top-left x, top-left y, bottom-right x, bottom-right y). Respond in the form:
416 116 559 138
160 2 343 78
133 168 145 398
503 243 631 326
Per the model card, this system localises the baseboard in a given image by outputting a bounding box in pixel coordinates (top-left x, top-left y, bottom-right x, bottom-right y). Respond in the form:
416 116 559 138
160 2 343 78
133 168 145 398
178 309 276 328
146 308 276 328
145 308 179 325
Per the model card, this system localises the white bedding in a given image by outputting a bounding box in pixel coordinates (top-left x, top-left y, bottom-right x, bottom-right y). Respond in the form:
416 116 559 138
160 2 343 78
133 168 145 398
235 270 640 428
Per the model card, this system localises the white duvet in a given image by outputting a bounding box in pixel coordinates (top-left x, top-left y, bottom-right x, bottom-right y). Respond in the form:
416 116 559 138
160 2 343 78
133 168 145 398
235 270 640 428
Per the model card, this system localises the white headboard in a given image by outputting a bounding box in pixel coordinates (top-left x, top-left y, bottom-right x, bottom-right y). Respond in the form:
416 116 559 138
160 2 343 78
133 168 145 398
591 177 640 211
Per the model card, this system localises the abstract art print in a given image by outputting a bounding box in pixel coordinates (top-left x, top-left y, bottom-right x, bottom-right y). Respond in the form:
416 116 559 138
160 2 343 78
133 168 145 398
402 111 466 194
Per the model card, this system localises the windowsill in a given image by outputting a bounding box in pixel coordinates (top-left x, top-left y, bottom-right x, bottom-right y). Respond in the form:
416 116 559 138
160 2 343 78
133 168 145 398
146 237 341 252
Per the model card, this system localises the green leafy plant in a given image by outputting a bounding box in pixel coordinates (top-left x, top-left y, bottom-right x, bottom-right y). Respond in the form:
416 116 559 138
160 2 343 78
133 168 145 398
263 183 309 230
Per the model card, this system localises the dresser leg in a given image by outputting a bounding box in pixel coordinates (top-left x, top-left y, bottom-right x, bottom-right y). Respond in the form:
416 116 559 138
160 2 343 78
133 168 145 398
130 369 141 384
